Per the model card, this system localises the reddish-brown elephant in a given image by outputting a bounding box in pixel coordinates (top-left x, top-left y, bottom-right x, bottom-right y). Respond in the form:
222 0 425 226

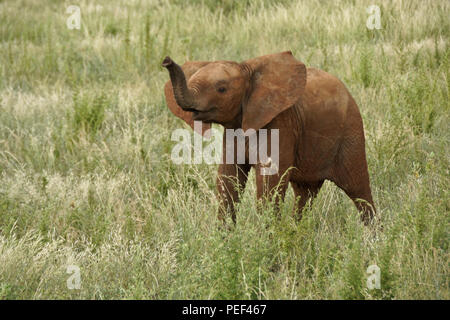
162 51 376 225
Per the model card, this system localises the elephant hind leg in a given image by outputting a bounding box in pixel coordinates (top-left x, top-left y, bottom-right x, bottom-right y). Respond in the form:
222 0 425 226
336 176 375 225
333 142 376 225
352 194 376 225
291 181 324 220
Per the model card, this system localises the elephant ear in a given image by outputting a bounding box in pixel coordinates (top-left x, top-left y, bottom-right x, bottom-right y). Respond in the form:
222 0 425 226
241 51 306 131
163 61 211 136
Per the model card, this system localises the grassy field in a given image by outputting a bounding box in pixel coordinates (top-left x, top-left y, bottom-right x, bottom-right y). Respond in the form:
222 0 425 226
0 0 448 299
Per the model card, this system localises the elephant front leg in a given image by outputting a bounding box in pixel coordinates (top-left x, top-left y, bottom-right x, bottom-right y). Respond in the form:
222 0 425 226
216 163 251 224
255 163 291 218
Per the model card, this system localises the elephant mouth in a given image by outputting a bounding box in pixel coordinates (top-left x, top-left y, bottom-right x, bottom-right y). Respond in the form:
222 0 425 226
192 107 216 122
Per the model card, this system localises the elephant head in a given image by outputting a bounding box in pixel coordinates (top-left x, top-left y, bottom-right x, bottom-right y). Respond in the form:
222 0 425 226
162 51 307 135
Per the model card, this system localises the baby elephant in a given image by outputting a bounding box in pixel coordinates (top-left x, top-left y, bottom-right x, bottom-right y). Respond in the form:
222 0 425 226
162 51 376 225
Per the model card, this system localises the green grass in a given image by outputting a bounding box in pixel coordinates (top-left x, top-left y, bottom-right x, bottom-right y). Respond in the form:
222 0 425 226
0 0 448 299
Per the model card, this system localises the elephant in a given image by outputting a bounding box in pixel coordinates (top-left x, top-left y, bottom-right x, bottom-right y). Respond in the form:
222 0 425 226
162 51 376 225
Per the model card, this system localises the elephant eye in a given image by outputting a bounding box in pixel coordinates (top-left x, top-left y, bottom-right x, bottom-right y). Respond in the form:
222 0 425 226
217 87 227 93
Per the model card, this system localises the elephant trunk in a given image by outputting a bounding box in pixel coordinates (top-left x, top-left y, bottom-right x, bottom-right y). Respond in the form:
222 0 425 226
162 56 197 111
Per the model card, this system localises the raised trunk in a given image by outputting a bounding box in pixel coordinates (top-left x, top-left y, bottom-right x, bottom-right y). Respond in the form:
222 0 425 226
162 56 196 111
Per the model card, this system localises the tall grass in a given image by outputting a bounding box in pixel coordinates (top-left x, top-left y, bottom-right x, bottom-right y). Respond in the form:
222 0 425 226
0 0 448 299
